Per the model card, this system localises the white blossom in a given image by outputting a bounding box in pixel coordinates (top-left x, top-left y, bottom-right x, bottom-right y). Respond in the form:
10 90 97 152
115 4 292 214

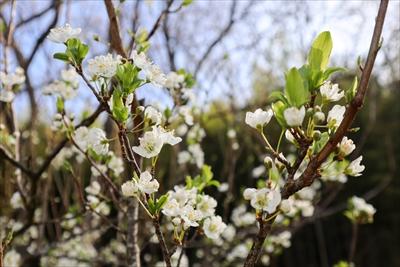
320 81 344 102
146 64 167 87
284 106 305 127
244 188 281 213
162 198 181 217
42 80 78 99
338 136 356 156
74 127 109 155
203 215 227 239
61 68 79 88
87 53 121 78
47 24 81 43
121 181 138 197
4 250 21 267
245 108 273 129
0 67 25 102
327 105 346 128
165 72 185 89
131 50 152 70
346 156 365 177
348 196 376 223
182 205 203 228
144 106 162 125
108 155 124 176
137 171 159 194
132 126 182 158
85 181 101 195
196 195 217 218
231 205 256 227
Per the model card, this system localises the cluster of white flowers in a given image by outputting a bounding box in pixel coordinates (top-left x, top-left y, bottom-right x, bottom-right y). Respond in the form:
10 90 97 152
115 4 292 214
243 188 281 214
85 180 110 216
346 196 376 224
74 127 109 155
161 186 226 239
165 72 185 89
177 143 205 168
231 204 256 227
320 81 344 102
0 67 25 102
132 126 181 158
87 53 121 79
245 108 273 129
121 171 159 196
265 231 292 253
47 23 81 43
42 68 80 99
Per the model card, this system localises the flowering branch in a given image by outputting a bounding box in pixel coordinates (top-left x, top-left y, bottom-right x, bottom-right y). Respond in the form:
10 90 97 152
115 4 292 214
243 1 388 266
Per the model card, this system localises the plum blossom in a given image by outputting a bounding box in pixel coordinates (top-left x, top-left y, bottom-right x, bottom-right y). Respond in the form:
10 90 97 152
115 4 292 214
327 105 346 128
245 108 273 129
73 127 109 155
121 181 138 197
0 67 25 102
203 215 227 239
346 156 365 177
284 106 305 127
320 81 344 101
244 187 281 213
144 106 162 125
137 171 159 194
132 126 181 158
47 24 81 43
338 136 356 156
196 195 217 218
346 196 376 223
87 53 121 78
165 72 185 89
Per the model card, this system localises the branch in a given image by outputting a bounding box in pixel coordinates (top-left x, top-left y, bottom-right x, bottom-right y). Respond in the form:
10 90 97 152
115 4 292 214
145 0 175 42
104 0 128 58
193 1 237 77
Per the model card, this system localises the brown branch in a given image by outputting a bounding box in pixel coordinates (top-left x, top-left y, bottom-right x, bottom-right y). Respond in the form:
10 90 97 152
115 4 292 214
243 1 388 266
153 218 171 267
145 0 175 42
15 2 55 28
104 0 128 58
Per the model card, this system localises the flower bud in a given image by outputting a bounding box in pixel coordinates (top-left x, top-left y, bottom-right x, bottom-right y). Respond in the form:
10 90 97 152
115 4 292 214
313 111 325 123
264 156 273 168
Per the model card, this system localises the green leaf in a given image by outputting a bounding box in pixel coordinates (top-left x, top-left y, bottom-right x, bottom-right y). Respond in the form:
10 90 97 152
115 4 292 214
112 90 129 123
322 67 346 80
155 194 169 212
271 101 287 128
308 31 333 71
56 97 64 113
285 67 309 107
148 199 156 214
53 53 70 62
346 76 358 102
269 91 289 105
182 0 193 6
